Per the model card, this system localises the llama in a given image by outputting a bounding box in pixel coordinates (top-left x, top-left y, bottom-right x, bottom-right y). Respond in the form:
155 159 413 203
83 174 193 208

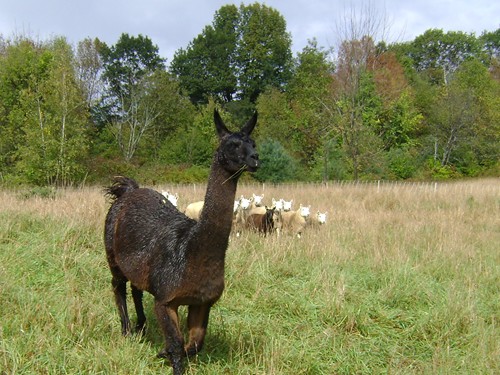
246 206 276 236
104 110 258 375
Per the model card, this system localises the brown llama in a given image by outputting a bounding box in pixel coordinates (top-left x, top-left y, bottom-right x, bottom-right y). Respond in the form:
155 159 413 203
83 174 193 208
103 110 258 375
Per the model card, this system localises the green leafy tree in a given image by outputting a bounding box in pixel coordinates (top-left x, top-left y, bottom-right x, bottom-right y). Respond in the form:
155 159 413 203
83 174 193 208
236 2 293 102
7 37 89 185
99 33 166 161
170 3 293 105
429 58 500 174
253 139 297 182
407 29 482 85
170 5 239 104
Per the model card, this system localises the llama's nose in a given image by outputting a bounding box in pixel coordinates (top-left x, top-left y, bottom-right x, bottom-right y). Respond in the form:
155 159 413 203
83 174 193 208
248 153 259 167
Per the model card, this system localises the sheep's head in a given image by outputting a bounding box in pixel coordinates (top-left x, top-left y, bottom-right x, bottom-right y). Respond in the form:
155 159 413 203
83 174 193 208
239 195 252 210
299 204 311 218
283 199 293 211
162 190 179 207
253 193 264 206
215 109 259 174
317 211 327 224
272 198 284 212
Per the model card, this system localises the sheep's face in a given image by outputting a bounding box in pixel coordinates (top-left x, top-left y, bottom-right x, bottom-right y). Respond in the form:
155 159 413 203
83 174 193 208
272 198 284 211
253 194 264 206
283 200 293 211
215 110 259 174
239 196 252 210
162 191 179 207
317 211 327 224
299 205 311 218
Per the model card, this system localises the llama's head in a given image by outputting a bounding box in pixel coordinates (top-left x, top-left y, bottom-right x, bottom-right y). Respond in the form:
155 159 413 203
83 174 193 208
214 109 259 174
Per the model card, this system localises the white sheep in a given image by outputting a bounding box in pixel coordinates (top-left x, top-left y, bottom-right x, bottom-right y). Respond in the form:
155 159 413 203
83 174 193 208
184 200 204 221
251 193 264 208
308 211 328 227
162 190 179 208
272 198 284 212
280 204 311 238
232 195 253 235
282 199 293 212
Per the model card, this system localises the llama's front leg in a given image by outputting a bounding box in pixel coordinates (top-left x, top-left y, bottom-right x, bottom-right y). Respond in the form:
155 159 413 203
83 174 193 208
185 304 211 357
154 301 184 375
111 277 131 335
131 285 146 334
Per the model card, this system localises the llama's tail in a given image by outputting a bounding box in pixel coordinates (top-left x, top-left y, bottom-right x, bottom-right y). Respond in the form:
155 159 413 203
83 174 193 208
105 176 139 201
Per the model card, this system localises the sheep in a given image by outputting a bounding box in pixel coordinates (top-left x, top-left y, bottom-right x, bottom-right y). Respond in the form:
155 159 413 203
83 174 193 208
280 205 311 238
271 198 283 211
103 109 258 375
251 193 264 208
316 211 328 225
162 190 179 208
282 199 293 211
232 195 253 234
184 200 204 221
246 206 276 236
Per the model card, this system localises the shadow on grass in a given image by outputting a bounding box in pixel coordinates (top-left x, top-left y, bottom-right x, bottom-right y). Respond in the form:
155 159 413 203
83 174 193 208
134 304 236 369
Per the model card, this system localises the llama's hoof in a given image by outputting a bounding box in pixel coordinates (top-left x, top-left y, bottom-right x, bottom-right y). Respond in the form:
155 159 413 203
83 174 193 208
157 349 169 359
135 324 146 336
184 346 198 357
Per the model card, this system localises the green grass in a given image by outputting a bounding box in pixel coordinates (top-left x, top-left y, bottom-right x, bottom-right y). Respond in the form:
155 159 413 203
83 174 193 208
0 180 499 374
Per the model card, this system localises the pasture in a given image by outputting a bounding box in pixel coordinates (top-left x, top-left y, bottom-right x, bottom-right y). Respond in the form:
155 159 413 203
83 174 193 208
0 179 499 374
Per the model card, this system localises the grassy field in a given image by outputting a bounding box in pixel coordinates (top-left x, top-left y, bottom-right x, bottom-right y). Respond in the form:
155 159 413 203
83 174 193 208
0 179 498 374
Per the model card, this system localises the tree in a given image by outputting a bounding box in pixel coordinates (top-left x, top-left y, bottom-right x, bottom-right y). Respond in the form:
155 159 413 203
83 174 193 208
99 33 166 162
407 29 482 85
170 3 293 106
236 3 293 102
429 58 500 174
7 37 89 185
75 37 105 111
253 139 297 182
170 5 239 104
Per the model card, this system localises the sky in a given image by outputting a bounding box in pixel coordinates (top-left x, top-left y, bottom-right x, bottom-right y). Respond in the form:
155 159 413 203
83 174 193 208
1 0 498 63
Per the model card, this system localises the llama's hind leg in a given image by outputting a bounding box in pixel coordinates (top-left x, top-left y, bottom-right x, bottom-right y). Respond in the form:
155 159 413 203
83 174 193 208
111 275 132 335
154 301 184 375
185 304 211 356
131 285 146 334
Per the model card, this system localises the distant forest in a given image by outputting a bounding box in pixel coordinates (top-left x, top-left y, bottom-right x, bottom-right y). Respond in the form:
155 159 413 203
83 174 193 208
0 3 498 186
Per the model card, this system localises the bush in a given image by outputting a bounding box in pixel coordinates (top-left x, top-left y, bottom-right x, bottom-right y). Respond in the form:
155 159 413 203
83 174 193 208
253 139 297 182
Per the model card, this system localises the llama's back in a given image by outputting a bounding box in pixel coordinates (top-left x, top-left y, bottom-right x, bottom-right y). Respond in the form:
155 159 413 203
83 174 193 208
105 184 196 293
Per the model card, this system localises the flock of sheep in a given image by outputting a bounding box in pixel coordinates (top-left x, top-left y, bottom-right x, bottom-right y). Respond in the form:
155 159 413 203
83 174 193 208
162 191 328 237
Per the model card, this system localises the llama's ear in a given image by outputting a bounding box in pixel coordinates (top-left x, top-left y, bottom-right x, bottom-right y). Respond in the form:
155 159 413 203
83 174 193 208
214 109 230 138
241 111 257 135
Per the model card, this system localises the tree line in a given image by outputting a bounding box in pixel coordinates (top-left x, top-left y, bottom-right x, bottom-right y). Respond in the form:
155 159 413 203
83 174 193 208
0 3 498 186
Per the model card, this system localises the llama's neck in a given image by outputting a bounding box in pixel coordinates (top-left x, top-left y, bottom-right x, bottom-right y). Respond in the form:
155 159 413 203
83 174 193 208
196 157 239 243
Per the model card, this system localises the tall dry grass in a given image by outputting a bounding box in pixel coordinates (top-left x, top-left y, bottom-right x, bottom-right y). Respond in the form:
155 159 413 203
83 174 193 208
0 178 498 374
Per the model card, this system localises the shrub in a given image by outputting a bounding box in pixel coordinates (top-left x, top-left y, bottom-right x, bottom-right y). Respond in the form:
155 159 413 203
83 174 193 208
253 139 297 182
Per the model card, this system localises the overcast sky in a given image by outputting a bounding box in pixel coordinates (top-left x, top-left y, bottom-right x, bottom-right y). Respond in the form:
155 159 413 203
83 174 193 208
1 0 498 63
